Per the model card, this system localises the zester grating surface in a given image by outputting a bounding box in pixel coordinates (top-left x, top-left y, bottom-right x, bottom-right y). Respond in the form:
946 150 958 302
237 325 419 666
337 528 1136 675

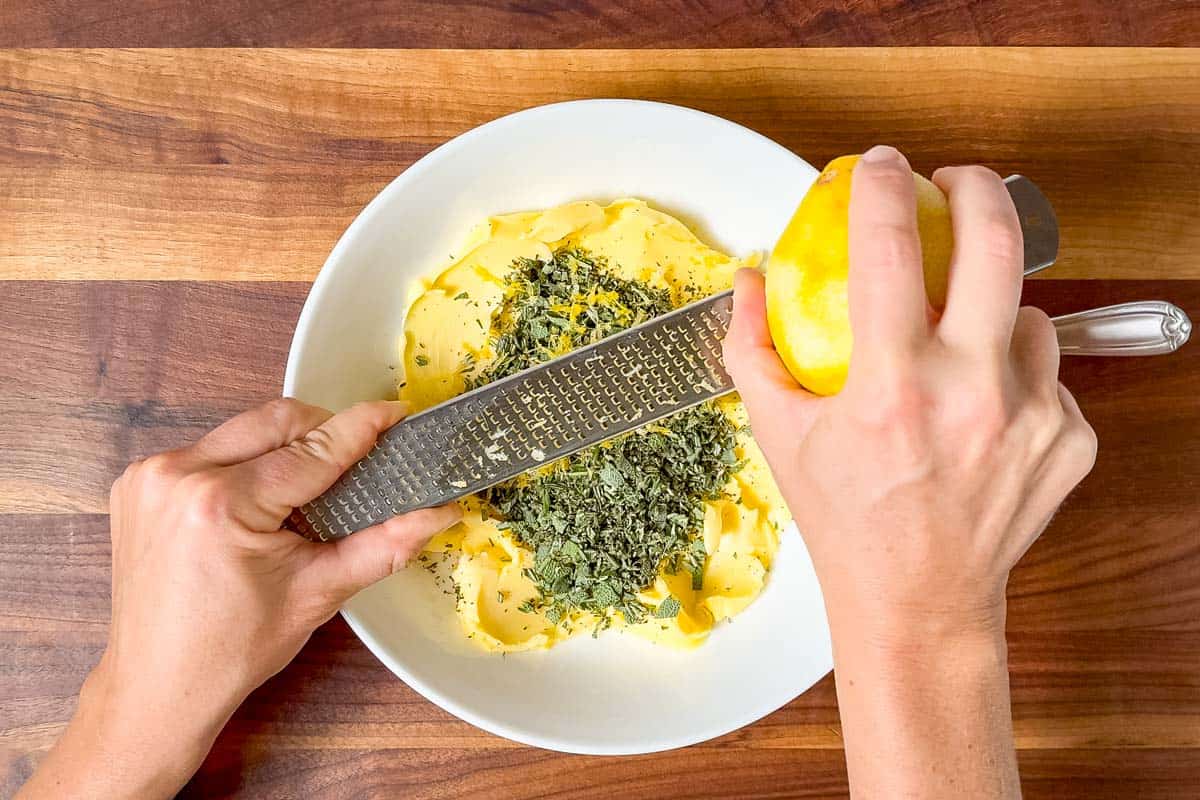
290 290 736 541
289 176 1056 541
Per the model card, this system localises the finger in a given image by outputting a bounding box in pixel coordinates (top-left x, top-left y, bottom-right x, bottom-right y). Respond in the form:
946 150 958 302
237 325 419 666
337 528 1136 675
1009 306 1061 397
307 504 464 604
1057 381 1085 423
847 146 932 358
228 400 409 530
1057 382 1099 472
932 165 1024 350
189 398 333 466
1010 383 1096 555
723 269 821 437
725 269 809 393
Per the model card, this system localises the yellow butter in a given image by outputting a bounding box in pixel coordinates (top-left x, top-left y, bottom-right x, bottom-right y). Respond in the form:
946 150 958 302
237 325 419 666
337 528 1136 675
399 199 789 652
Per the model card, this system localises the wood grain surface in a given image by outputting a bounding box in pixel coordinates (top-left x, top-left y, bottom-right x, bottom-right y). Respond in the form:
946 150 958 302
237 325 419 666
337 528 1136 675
2 45 1200 799
3 0 1199 48
3 49 1200 281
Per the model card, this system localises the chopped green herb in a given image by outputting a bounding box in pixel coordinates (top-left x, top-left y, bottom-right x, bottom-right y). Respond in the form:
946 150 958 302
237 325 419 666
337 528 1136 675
462 246 744 627
487 403 737 623
454 291 470 301
414 354 430 367
655 596 683 619
464 247 674 389
458 351 477 376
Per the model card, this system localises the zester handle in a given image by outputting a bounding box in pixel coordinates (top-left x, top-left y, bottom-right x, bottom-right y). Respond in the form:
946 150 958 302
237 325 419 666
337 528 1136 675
1052 301 1192 356
290 290 736 541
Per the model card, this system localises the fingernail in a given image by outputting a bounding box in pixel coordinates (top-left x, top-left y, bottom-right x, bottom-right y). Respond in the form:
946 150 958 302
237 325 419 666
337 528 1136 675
387 399 410 417
861 145 902 165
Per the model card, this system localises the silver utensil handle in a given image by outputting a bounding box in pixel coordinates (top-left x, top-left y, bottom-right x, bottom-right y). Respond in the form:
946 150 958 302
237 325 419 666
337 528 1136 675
1053 301 1192 356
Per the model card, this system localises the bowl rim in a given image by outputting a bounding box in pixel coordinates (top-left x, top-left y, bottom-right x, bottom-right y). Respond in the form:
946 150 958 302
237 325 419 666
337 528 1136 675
283 98 828 755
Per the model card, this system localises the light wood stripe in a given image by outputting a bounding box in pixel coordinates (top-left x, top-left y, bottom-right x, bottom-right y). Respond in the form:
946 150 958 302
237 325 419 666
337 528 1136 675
2 49 1199 280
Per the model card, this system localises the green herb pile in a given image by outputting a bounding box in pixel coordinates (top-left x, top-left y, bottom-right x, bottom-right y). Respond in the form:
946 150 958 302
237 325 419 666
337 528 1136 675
487 404 740 626
466 247 743 628
466 248 674 388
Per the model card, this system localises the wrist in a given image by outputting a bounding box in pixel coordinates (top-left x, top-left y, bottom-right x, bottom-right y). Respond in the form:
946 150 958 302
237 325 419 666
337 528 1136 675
823 583 1008 665
68 657 236 797
824 588 1020 800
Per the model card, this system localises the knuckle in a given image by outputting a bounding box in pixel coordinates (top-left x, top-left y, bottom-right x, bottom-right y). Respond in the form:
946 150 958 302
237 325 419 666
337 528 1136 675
137 453 185 490
970 389 1011 433
977 216 1023 268
1025 395 1066 451
108 477 126 514
1016 305 1055 338
392 544 420 575
177 472 232 526
951 383 1011 446
265 396 306 428
957 163 1004 187
860 224 922 272
1040 395 1068 432
853 369 926 432
347 400 387 428
292 426 340 466
1065 420 1099 471
113 459 141 492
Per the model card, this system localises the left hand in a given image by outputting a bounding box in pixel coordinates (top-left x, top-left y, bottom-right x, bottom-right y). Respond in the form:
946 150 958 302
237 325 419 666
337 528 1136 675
19 399 461 800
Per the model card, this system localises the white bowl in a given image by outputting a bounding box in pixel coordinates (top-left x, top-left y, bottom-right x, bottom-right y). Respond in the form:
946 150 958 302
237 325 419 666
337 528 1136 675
284 100 832 755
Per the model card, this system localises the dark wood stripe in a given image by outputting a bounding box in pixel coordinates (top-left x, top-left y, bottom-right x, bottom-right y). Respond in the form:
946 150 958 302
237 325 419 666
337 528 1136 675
4 502 1196 797
2 1 1198 48
0 281 303 511
1017 750 1200 800
3 510 1195 740
3 280 1198 513
2 278 1199 793
158 746 1200 799
178 747 1200 799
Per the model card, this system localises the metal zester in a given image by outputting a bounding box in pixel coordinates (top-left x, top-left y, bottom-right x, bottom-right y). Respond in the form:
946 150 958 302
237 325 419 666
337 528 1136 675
290 175 1057 541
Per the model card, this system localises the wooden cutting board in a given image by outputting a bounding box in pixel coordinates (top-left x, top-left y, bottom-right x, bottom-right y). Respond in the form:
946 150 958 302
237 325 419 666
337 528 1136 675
2 44 1199 799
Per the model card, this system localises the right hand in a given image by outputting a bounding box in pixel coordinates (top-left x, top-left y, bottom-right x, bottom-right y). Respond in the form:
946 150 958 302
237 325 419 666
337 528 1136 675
723 145 1097 643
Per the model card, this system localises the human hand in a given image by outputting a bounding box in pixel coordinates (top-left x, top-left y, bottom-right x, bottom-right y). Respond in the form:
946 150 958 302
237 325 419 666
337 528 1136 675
724 146 1097 798
724 147 1097 644
20 399 460 799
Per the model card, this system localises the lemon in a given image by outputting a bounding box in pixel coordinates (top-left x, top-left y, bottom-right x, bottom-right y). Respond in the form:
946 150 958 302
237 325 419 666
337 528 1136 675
765 154 954 395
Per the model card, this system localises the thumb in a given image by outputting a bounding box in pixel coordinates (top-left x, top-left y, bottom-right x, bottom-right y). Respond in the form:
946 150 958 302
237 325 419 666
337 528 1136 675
723 268 822 436
225 400 409 531
307 504 463 604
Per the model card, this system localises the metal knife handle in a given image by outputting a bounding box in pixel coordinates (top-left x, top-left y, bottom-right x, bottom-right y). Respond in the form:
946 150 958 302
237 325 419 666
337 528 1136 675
1052 301 1192 356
